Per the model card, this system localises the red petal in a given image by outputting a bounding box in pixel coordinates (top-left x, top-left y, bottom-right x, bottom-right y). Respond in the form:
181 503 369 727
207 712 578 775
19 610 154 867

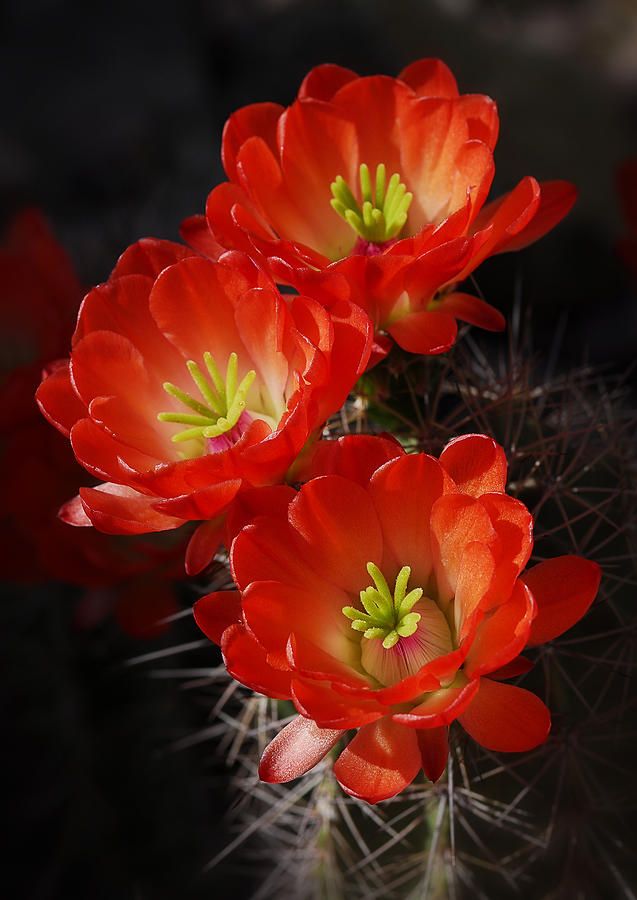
78 483 185 535
242 578 352 670
440 434 507 497
74 274 183 379
70 331 175 462
333 718 421 803
488 655 534 681
193 590 242 645
36 361 86 437
454 541 496 638
224 484 296 544
298 63 358 101
457 94 499 148
398 58 459 98
236 136 313 245
230 515 329 591
464 581 535 679
458 679 551 752
110 238 196 279
417 728 449 782
152 479 242 521
495 180 577 254
296 434 403 485
331 75 408 178
404 238 474 302
59 494 92 527
287 633 370 690
221 624 291 699
222 101 283 182
71 417 159 482
289 475 383 593
149 256 248 364
278 99 358 257
369 453 448 586
431 493 496 599
185 518 225 576
311 298 373 418
479 493 534 607
393 676 479 728
291 678 384 730
205 181 274 256
259 716 343 783
399 96 492 229
523 556 601 646
179 214 225 260
388 309 457 355
437 292 505 332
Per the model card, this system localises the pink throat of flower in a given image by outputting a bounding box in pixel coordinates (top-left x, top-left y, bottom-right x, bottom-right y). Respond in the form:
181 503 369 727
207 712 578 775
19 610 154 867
206 410 253 453
352 236 398 257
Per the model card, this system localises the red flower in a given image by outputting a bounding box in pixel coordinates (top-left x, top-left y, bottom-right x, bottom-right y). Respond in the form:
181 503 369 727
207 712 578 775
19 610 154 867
37 244 372 558
195 434 600 803
188 59 576 357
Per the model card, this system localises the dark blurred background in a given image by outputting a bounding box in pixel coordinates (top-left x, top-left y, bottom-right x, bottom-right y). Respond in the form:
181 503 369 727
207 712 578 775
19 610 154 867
1 1 636 898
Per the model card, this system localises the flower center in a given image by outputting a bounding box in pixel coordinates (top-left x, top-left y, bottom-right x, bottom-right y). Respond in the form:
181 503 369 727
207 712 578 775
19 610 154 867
157 351 256 445
342 562 422 649
330 163 413 244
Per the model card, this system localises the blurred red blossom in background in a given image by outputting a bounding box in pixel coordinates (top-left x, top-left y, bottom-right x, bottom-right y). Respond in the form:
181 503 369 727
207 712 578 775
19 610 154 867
0 210 184 636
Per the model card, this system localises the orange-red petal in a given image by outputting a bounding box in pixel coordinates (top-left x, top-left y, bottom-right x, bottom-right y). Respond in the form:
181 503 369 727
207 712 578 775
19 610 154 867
77 483 185 534
221 624 292 699
259 716 344 783
193 590 242 645
185 518 226 576
523 556 601 646
458 678 551 752
464 581 535 678
369 453 448 585
417 727 449 782
494 180 577 254
387 309 458 355
291 678 384 730
398 58 459 98
288 475 383 593
333 718 422 803
440 434 507 497
436 292 505 332
392 676 479 728
36 361 86 438
298 63 358 101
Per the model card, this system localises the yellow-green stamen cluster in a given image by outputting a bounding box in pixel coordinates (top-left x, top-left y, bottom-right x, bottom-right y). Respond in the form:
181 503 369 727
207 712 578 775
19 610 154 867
343 563 423 650
330 163 413 243
157 351 255 443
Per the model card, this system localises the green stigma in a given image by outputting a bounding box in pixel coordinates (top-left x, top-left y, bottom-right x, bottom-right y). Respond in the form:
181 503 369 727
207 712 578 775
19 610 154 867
343 563 423 650
330 163 413 243
157 351 256 443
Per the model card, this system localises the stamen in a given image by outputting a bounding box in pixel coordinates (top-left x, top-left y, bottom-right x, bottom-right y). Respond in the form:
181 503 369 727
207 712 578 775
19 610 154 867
158 351 256 444
343 562 422 650
330 163 413 243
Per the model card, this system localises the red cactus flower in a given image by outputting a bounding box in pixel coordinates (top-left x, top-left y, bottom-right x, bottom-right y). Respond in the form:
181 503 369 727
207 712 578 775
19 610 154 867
187 58 576 358
37 245 372 556
194 434 600 803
